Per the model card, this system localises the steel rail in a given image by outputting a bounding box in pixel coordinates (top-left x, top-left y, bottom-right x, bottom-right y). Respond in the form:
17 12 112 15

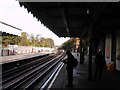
2 54 64 90
2 56 53 84
23 55 65 90
2 54 52 77
40 62 64 90
2 55 55 84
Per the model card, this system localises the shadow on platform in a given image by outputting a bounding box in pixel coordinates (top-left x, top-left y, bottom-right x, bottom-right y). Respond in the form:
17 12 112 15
50 53 120 89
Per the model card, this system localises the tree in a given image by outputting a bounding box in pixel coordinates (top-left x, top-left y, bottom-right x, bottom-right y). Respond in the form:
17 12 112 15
38 38 54 47
59 38 80 51
39 38 46 47
21 32 30 46
14 36 21 45
2 34 21 47
46 38 54 48
2 36 10 47
60 38 76 51
29 33 35 46
2 31 55 47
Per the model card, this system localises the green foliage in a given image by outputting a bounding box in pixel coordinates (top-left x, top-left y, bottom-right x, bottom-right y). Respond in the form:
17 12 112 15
21 32 30 46
2 35 21 48
60 38 76 51
2 32 55 48
38 38 54 47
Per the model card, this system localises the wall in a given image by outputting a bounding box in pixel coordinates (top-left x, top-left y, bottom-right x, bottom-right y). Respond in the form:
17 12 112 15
116 30 120 71
0 46 55 56
105 34 112 65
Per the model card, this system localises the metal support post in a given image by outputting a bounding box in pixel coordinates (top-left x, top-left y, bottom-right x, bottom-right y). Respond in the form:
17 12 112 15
88 38 93 81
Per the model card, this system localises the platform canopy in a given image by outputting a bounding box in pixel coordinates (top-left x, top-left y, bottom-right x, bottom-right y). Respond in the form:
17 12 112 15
18 2 120 38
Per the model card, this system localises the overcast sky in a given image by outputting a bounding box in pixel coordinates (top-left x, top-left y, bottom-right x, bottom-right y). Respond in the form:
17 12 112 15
0 0 69 45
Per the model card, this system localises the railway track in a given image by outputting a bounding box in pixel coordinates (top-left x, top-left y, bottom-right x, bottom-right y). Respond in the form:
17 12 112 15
2 53 66 90
2 54 56 82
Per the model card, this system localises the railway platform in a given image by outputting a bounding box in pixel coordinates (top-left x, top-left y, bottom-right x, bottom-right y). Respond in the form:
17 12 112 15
0 52 51 64
1 52 120 89
50 53 120 89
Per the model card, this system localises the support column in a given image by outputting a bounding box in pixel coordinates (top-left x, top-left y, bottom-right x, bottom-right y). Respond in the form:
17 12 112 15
88 38 93 81
111 32 116 70
103 36 105 58
1 49 3 56
80 38 83 64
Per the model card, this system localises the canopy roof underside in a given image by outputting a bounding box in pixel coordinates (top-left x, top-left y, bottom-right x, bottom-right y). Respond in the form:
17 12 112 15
19 2 120 38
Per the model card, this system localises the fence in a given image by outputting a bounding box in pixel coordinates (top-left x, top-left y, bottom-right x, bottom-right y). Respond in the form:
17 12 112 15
0 46 55 56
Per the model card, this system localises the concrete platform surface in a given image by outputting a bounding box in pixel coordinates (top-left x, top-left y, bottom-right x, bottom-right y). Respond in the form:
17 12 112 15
0 52 49 64
50 53 120 89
